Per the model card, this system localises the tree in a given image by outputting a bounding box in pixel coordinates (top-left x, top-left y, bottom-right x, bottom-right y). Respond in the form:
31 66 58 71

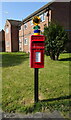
43 22 68 60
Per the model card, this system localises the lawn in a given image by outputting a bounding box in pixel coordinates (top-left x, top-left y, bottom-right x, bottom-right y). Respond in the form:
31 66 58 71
1 52 71 118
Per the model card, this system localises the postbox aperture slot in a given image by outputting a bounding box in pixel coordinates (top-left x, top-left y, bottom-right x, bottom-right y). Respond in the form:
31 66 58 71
32 41 44 43
32 41 44 48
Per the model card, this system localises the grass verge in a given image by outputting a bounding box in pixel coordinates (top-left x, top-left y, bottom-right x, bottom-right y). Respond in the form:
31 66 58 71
1 52 70 118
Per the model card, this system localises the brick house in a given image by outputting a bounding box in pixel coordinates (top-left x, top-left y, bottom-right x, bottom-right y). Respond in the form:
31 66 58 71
5 19 21 52
19 2 52 53
0 29 5 52
19 2 71 53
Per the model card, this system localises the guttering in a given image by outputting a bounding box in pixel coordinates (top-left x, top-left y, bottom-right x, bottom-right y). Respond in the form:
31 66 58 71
22 2 53 24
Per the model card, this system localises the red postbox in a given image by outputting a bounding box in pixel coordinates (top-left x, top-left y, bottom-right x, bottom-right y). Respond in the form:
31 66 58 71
30 35 45 68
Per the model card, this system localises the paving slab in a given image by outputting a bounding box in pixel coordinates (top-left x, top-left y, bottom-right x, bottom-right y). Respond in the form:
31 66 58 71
0 110 2 120
42 110 63 118
33 112 43 118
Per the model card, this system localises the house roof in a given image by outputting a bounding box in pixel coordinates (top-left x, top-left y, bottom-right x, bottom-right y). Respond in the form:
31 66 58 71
22 1 53 24
0 29 4 33
7 19 21 26
0 29 5 42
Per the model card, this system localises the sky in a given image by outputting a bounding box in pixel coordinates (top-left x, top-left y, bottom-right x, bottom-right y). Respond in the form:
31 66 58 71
1 1 52 30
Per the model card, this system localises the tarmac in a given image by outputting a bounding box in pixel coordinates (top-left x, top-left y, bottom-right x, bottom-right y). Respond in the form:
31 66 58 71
0 110 69 120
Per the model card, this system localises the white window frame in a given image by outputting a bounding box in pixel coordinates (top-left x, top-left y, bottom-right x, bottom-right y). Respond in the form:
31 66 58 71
6 41 10 47
30 20 33 26
19 47 22 51
21 25 24 30
24 23 27 29
40 13 46 22
24 38 28 45
43 13 46 21
19 39 21 43
6 28 9 33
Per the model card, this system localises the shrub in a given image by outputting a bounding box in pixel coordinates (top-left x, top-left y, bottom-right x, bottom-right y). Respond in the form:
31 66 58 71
43 22 68 60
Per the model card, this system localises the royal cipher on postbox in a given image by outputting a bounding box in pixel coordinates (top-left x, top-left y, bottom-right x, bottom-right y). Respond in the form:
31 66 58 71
30 35 45 68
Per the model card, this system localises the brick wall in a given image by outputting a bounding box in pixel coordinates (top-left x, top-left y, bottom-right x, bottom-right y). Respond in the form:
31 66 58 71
19 10 51 53
5 20 20 52
51 2 69 29
0 30 5 52
19 2 71 53
5 21 12 52
11 25 19 52
51 2 71 52
19 25 24 52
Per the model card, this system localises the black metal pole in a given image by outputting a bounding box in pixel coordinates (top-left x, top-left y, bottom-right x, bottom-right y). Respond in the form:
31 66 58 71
34 68 38 103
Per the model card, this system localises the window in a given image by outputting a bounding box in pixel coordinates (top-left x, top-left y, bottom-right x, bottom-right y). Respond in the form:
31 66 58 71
24 23 27 29
46 11 50 17
40 13 46 22
19 47 22 51
43 13 45 21
24 38 28 45
19 39 21 43
6 41 10 47
30 20 33 26
40 15 42 22
21 25 24 30
6 28 9 33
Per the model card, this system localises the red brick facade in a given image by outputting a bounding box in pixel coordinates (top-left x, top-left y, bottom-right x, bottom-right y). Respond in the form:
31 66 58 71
19 2 71 53
1 2 71 53
0 30 5 52
5 20 21 52
50 2 71 52
19 10 51 53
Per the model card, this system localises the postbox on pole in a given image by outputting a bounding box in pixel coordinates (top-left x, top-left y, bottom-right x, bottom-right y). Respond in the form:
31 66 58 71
30 16 45 103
